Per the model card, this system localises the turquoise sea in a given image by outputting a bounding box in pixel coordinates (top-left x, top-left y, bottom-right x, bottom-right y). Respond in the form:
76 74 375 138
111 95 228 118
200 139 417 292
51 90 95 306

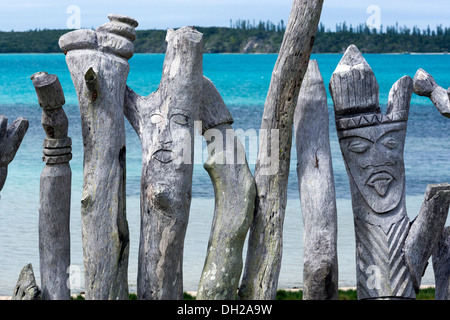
1 52 450 296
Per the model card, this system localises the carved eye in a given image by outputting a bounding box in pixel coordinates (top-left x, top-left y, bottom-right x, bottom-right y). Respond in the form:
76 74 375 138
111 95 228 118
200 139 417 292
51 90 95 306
150 114 164 124
380 137 399 149
171 114 189 125
347 139 370 153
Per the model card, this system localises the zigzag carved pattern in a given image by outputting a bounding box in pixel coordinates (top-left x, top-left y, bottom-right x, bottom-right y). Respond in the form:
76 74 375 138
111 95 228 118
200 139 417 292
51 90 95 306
355 216 416 299
336 110 407 131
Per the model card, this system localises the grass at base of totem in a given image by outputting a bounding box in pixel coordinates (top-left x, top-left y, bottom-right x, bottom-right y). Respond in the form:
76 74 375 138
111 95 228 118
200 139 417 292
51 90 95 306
69 287 436 300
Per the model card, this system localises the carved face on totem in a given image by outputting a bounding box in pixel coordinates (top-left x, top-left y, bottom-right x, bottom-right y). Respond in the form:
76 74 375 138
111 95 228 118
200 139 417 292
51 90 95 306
147 100 192 165
338 121 407 214
330 45 412 215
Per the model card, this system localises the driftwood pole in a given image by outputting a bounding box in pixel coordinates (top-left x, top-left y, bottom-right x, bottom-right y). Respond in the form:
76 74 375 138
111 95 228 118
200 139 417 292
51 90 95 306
59 14 138 299
31 71 72 300
330 44 450 299
0 115 28 193
124 26 203 300
294 60 338 300
413 68 450 300
197 78 256 300
240 0 324 300
433 227 450 300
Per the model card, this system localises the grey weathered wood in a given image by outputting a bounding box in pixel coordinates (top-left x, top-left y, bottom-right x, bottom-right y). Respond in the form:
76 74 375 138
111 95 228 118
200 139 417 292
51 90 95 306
433 226 450 300
199 77 234 134
12 264 41 300
59 14 138 300
0 115 28 192
31 71 72 300
330 44 450 299
413 68 450 118
124 26 203 300
196 78 256 300
413 68 450 300
240 0 324 300
294 60 338 300
405 184 450 293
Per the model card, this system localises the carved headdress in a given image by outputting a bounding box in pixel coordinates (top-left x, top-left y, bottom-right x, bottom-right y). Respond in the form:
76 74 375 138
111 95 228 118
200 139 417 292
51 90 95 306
330 45 410 131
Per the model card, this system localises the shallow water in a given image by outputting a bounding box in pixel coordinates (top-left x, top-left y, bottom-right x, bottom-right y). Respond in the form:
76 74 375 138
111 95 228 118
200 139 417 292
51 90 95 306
1 53 450 295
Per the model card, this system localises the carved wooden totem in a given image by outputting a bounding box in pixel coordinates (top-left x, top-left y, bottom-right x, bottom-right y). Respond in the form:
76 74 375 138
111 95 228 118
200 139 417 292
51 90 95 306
31 71 72 300
124 26 202 300
330 45 450 299
125 26 255 300
59 14 138 299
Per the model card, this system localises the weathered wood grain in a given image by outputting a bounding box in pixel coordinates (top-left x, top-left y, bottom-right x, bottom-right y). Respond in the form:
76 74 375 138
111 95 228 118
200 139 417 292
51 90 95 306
294 60 338 300
197 79 255 299
240 0 324 300
59 14 138 299
404 184 450 293
12 264 41 300
413 68 450 118
31 71 72 300
412 68 450 300
124 26 203 300
433 226 450 300
330 44 450 299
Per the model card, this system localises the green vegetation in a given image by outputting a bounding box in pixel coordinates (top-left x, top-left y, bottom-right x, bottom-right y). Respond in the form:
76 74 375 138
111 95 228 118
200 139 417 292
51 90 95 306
0 29 69 53
314 22 450 53
70 287 436 300
183 292 197 300
1 21 450 54
275 287 436 300
415 287 436 300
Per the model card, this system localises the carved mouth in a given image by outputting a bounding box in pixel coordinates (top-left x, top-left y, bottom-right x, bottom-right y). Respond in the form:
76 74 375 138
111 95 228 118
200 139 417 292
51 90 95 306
366 172 394 197
152 150 174 163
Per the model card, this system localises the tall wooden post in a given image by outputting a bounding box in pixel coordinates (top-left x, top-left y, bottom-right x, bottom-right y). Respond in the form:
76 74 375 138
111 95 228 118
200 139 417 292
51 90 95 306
294 60 338 300
59 14 138 299
124 26 203 300
196 78 256 300
125 29 255 299
240 0 324 300
31 71 72 300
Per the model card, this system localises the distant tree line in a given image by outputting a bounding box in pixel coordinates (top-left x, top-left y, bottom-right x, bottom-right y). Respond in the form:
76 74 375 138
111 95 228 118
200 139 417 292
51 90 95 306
1 21 449 54
314 22 450 53
229 19 286 32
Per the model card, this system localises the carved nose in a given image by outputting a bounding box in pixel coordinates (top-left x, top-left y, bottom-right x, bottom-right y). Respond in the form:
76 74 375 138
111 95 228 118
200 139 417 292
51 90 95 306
158 121 173 145
360 144 396 169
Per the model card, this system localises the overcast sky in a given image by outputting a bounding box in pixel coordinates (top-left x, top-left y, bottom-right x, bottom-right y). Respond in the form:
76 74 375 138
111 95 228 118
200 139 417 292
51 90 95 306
0 0 448 31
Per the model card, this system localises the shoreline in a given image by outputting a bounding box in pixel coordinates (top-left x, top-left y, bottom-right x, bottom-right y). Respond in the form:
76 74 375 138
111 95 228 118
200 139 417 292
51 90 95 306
0 285 436 300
